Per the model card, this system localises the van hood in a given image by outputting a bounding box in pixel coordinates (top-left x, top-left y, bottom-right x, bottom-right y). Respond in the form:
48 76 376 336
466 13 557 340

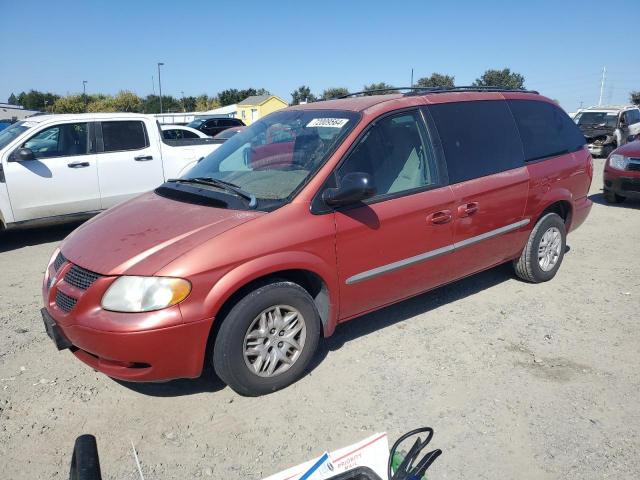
61 192 264 276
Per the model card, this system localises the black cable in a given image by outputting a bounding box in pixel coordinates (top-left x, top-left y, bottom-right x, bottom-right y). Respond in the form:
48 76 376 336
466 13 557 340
388 427 442 480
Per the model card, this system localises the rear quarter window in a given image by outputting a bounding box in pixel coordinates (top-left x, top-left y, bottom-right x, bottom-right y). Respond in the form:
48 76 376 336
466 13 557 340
507 100 585 162
426 100 524 184
102 121 149 152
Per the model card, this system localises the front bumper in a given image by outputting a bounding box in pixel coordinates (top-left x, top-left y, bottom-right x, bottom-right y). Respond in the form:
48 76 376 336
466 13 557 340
42 258 213 382
603 174 640 200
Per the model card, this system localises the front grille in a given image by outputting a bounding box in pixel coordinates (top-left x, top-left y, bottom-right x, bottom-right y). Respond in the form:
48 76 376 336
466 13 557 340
53 252 66 271
628 160 640 172
621 181 640 192
64 265 101 290
55 291 77 313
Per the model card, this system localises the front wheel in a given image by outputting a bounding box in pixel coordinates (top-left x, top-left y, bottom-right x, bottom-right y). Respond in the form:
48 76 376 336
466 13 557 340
603 189 625 204
213 281 321 396
513 213 566 283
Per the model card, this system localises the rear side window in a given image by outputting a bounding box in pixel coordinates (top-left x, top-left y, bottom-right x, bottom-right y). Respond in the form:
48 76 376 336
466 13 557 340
507 100 585 162
427 100 524 184
102 121 149 152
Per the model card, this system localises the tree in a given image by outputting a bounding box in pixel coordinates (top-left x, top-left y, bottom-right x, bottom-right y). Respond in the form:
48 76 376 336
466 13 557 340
290 85 316 105
194 94 220 111
182 96 197 112
631 91 640 106
7 93 17 105
473 68 525 89
16 90 60 110
87 91 143 113
363 82 395 95
142 94 181 113
217 88 269 106
52 95 86 113
415 73 455 89
321 87 349 100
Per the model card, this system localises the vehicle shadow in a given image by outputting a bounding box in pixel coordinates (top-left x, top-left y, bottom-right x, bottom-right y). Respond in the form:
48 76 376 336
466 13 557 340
589 192 640 209
0 222 84 253
311 262 514 365
113 366 226 397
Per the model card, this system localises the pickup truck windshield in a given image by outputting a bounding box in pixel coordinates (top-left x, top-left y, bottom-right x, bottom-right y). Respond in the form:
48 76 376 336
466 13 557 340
0 122 30 150
179 109 359 209
574 111 618 128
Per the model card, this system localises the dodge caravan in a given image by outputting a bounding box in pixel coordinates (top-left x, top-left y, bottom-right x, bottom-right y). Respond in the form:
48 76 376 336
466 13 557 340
41 88 593 396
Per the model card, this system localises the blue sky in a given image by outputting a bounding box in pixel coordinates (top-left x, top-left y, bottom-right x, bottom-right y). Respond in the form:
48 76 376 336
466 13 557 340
1 0 637 112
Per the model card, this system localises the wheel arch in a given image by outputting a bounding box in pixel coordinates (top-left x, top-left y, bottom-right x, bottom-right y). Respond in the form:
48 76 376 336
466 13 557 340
199 251 339 371
534 189 573 230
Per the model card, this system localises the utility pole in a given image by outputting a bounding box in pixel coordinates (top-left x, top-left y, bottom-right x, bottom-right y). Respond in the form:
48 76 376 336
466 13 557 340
410 68 414 88
151 75 155 95
181 90 185 112
157 62 164 113
82 80 88 111
598 66 606 106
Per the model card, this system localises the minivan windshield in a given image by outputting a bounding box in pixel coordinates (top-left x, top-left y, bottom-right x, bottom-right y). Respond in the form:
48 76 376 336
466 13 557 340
574 111 618 128
174 109 359 209
0 121 31 150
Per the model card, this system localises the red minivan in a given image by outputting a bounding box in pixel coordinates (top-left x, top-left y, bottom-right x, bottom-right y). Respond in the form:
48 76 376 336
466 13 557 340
41 88 593 396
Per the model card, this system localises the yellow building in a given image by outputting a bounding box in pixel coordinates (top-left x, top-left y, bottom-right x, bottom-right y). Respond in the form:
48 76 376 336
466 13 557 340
237 95 288 125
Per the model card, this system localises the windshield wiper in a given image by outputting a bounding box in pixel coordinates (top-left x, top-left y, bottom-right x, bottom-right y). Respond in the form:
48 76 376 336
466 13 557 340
167 177 257 209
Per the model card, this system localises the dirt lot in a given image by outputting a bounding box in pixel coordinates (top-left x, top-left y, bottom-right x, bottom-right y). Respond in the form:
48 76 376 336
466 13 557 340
0 157 638 480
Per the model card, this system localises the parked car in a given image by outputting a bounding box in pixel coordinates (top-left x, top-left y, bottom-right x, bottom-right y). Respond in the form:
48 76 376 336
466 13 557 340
212 126 246 142
161 124 210 140
603 140 640 203
574 105 640 157
0 113 221 230
187 116 245 137
0 121 11 132
41 89 592 396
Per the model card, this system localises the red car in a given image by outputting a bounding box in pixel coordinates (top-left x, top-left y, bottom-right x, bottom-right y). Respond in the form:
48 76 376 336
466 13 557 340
603 140 640 203
42 88 593 396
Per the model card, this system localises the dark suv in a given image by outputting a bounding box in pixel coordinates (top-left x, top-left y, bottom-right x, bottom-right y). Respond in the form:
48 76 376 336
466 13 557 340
187 116 245 137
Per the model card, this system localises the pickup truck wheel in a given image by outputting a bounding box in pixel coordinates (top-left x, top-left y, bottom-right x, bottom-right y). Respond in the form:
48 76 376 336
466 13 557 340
213 281 320 396
603 189 625 204
513 213 566 283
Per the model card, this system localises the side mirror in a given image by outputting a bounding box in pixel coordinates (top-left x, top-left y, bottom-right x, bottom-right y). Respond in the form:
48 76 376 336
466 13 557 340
322 172 376 207
9 147 35 162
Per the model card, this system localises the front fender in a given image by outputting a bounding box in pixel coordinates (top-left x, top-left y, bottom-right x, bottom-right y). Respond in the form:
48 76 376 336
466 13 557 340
201 251 339 337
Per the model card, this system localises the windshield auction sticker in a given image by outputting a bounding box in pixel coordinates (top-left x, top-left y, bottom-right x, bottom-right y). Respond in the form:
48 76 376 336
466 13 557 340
307 118 349 128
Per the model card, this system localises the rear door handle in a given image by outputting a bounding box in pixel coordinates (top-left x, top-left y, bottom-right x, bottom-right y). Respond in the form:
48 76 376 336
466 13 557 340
67 161 90 168
457 202 479 217
134 155 153 161
429 210 452 225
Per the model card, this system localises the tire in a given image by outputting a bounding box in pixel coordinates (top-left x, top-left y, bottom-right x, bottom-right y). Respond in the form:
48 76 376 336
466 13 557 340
513 213 566 283
603 189 625 204
213 281 321 396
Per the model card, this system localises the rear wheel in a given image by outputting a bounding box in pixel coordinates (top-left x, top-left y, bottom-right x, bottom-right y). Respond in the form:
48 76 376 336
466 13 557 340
603 189 625 204
513 213 566 283
213 281 320 396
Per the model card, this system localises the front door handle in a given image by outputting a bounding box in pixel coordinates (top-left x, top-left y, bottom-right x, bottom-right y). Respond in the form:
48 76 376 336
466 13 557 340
457 202 479 217
134 155 153 161
429 210 452 225
67 161 90 168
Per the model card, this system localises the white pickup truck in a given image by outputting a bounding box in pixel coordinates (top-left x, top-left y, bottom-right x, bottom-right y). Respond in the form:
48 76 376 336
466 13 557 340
0 113 222 230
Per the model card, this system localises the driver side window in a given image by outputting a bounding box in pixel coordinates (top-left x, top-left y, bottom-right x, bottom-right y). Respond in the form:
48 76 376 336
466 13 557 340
336 111 440 198
23 123 89 159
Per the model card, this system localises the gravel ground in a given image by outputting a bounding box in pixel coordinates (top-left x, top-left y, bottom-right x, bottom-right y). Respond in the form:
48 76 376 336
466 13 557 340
0 157 638 480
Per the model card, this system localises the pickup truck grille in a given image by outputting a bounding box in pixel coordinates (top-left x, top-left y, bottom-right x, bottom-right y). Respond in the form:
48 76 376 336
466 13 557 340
53 252 66 271
64 265 102 291
55 291 77 313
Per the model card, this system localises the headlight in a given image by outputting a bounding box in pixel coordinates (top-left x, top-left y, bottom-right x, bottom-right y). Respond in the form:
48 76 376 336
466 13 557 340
101 276 191 313
609 154 629 170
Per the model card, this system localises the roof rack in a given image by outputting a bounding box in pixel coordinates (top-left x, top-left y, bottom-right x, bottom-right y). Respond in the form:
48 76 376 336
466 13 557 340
335 86 539 99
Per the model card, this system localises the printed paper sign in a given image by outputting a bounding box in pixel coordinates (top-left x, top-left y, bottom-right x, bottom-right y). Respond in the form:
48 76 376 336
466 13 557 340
307 118 349 128
262 432 389 480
